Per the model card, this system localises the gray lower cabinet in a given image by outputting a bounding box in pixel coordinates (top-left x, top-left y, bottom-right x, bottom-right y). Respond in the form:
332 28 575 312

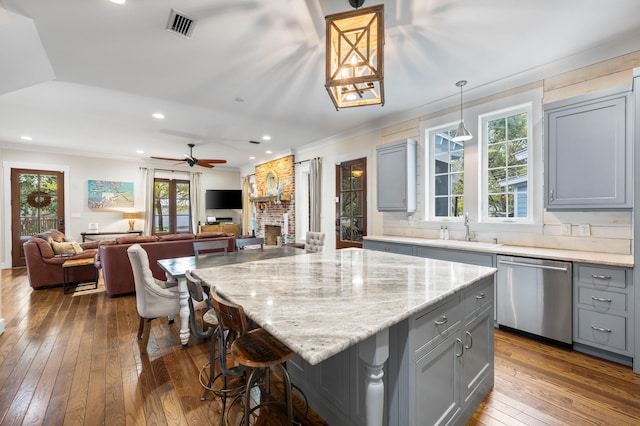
544 85 632 209
415 246 497 322
573 263 634 365
363 239 415 256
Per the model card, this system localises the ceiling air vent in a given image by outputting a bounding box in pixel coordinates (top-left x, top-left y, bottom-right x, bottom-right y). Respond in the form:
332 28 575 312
166 9 196 38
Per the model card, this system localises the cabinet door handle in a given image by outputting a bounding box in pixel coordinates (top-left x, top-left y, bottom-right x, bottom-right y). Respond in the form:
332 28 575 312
455 338 464 358
550 189 555 202
434 316 448 326
591 325 612 333
475 293 485 300
591 296 612 303
464 331 473 350
591 274 612 280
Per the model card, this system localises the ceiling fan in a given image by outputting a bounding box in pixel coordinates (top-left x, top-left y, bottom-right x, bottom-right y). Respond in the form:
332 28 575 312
151 143 227 168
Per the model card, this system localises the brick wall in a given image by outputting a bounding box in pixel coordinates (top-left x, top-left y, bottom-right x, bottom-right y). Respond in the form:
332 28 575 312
254 155 296 243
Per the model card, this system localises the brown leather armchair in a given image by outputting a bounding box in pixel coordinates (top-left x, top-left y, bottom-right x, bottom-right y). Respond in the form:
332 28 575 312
23 230 98 289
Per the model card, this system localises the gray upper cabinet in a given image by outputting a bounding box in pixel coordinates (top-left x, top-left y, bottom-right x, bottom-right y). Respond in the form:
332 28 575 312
544 85 632 209
376 139 417 213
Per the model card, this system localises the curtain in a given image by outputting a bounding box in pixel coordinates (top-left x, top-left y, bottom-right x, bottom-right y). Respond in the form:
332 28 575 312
310 157 321 232
242 176 251 237
190 172 201 233
143 167 155 235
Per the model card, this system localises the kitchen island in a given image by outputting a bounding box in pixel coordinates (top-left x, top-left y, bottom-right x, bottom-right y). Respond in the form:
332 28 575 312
193 248 496 425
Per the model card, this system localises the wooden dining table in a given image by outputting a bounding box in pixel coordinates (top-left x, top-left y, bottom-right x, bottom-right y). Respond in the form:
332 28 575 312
157 246 305 346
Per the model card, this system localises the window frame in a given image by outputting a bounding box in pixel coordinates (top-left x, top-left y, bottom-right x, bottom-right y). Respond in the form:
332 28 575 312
479 102 533 224
425 121 466 222
152 177 192 235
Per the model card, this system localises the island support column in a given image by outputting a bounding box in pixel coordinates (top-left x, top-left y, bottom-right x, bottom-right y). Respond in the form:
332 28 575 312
177 277 191 346
359 328 389 426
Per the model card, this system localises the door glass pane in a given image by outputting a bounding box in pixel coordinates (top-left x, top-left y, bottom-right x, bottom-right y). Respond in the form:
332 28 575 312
351 191 362 215
341 192 352 216
341 166 351 190
19 172 59 236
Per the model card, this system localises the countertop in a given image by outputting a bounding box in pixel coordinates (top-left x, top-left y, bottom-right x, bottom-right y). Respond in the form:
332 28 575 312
364 235 634 268
193 248 496 365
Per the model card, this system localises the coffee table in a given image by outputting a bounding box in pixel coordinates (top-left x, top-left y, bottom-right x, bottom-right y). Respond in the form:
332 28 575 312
62 257 98 294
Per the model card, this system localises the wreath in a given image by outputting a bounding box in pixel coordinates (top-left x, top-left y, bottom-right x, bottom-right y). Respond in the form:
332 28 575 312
26 191 52 208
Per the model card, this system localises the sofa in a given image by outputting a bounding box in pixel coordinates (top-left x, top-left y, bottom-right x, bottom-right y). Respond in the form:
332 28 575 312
98 232 235 297
23 229 100 289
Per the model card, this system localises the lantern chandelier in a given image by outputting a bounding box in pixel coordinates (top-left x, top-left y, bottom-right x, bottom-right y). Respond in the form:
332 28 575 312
325 0 384 110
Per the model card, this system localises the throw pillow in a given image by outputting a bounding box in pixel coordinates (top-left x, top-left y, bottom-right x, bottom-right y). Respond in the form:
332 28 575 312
52 241 83 255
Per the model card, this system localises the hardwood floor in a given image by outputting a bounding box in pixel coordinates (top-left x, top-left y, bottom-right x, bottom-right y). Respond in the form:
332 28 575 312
1 267 639 425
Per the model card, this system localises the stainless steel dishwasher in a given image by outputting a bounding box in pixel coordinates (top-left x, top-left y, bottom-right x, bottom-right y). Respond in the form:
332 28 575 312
497 255 573 344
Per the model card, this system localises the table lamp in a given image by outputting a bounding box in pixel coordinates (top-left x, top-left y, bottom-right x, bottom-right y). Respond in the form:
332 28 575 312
122 211 143 231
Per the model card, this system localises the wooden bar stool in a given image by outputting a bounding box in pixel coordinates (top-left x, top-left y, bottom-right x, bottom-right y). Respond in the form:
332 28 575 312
210 287 295 425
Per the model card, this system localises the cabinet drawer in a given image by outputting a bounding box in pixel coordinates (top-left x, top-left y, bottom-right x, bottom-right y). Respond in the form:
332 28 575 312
364 240 414 256
412 296 462 357
576 309 627 351
577 287 627 313
463 278 493 318
415 246 494 267
576 265 626 289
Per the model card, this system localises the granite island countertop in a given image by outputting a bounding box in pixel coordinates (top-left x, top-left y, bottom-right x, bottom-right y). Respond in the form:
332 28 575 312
364 235 633 268
193 248 496 365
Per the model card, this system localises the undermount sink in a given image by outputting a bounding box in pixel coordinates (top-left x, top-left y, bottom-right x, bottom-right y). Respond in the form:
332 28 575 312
426 239 503 250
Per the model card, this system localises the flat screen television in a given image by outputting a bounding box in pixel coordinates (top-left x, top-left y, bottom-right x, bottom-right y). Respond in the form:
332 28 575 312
205 189 242 209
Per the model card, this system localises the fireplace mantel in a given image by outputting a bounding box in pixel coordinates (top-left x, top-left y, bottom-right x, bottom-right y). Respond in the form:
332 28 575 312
251 194 291 203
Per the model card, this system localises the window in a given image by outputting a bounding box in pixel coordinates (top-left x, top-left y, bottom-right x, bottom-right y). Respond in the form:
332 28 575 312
153 178 191 234
428 125 465 218
481 104 531 221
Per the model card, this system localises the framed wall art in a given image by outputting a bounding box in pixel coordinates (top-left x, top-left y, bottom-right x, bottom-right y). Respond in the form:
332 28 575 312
88 180 134 209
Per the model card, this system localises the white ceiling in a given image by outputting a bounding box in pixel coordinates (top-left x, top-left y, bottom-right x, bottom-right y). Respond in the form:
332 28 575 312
1 0 640 170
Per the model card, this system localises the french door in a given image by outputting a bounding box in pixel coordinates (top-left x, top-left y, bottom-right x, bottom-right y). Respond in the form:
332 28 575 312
11 169 65 267
335 158 367 249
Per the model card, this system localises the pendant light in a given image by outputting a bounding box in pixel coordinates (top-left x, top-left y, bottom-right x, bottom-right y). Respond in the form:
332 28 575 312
452 80 472 142
325 1 384 110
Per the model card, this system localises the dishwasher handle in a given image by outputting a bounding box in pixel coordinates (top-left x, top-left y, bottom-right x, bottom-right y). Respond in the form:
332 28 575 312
498 259 569 272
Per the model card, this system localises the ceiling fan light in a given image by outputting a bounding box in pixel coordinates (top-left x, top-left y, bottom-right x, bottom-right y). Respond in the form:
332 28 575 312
452 121 472 142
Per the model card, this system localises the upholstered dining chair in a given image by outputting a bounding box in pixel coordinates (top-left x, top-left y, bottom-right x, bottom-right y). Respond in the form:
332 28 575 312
193 240 229 257
235 237 264 250
127 243 180 355
305 231 326 252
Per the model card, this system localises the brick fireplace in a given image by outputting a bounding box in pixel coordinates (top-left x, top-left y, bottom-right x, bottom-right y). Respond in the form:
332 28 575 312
253 155 296 243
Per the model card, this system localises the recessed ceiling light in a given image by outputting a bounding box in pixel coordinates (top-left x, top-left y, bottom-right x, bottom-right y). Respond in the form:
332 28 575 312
152 112 165 119
21 136 32 141
136 149 144 154
262 135 271 141
266 150 272 154
249 156 256 160
110 0 126 4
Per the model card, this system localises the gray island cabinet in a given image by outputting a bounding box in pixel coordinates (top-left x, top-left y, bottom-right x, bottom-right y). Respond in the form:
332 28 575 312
194 248 496 426
287 276 494 426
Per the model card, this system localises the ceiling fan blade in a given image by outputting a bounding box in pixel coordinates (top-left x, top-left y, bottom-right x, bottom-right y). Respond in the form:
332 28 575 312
195 161 215 168
198 159 227 164
151 156 186 162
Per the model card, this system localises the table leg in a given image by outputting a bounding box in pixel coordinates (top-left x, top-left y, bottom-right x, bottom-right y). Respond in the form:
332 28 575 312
359 328 389 426
177 277 190 346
